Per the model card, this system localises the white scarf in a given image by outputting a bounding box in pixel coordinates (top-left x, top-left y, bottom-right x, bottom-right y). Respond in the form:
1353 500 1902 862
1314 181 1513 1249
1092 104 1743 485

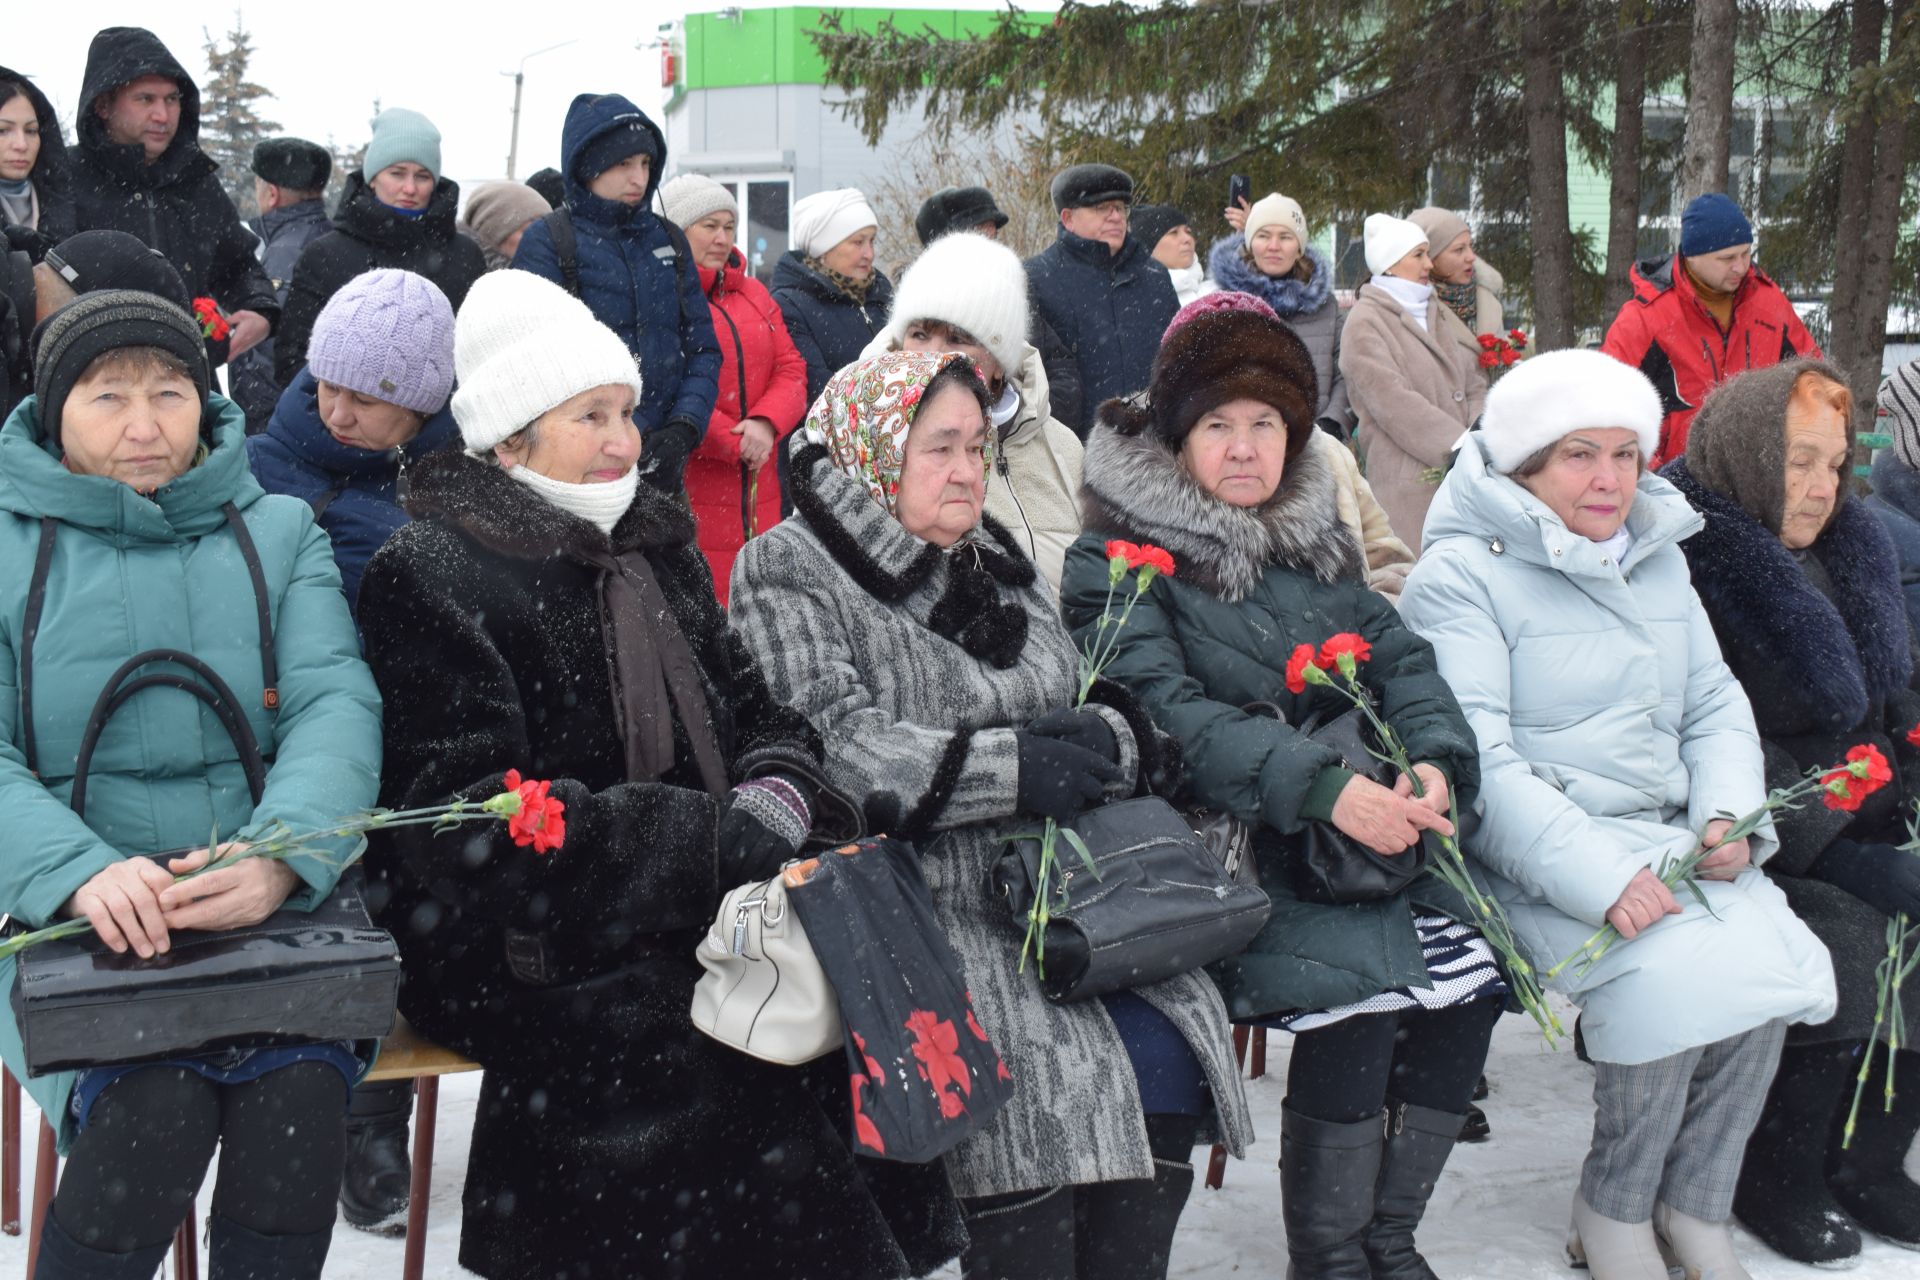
1593 526 1633 565
508 465 638 535
989 381 1021 431
1371 274 1434 332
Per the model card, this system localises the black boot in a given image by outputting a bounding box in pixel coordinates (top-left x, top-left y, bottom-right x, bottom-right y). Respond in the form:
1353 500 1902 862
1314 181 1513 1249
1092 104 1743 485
338 1077 411 1235
1280 1105 1381 1280
1363 1099 1464 1280
1732 1041 1862 1266
1829 1044 1920 1248
1074 1159 1196 1280
961 1186 1076 1280
32 1210 170 1280
206 1215 333 1280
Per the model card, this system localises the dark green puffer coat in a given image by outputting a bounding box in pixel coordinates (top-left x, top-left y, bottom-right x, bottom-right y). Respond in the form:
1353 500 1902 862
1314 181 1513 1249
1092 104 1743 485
1059 409 1479 1019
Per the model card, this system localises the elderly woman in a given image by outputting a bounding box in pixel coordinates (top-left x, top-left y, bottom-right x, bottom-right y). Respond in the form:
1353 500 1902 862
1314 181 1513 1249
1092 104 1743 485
1400 349 1837 1280
1340 213 1487 550
1213 192 1354 439
1408 208 1517 360
1662 360 1920 1267
0 291 382 1277
859 230 1085 593
356 271 958 1280
731 351 1250 1280
1062 305 1491 1280
770 187 894 405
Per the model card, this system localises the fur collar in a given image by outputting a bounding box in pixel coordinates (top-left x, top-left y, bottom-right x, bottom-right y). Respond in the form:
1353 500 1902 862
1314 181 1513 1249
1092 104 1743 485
787 441 1038 667
402 449 695 562
1079 406 1365 602
1667 457 1911 735
1207 239 1335 321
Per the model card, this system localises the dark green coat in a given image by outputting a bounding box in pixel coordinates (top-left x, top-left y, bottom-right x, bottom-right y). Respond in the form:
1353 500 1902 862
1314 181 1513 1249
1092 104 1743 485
1061 413 1478 1018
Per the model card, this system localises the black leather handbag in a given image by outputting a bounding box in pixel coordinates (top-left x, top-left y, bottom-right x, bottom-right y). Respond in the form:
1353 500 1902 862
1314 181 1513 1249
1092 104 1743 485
992 796 1272 1004
1287 707 1430 904
6 512 401 1077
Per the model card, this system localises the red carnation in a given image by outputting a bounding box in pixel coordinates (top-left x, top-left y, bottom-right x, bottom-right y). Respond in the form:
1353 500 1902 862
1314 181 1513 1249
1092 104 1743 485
1318 633 1373 670
1285 643 1322 695
1508 328 1529 348
1135 544 1176 578
1105 540 1141 565
1500 349 1520 366
501 768 567 853
191 297 230 342
1907 723 1920 750
1476 333 1499 350
1478 351 1499 368
1822 770 1862 812
1844 744 1892 798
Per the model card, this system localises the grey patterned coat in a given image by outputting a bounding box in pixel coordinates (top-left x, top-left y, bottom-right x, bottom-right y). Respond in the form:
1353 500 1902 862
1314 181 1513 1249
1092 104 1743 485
730 441 1252 1198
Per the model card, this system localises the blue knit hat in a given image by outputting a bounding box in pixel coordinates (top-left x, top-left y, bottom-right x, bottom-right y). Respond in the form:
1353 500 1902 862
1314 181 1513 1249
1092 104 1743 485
1679 193 1753 258
362 108 441 180
307 269 455 414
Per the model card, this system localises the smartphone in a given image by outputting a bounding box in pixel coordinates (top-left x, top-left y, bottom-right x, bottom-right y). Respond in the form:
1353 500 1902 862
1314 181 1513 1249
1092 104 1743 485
1228 174 1251 209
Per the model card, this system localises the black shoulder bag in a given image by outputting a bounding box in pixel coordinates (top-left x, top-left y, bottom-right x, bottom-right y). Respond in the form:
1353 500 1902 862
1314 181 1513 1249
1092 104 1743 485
8 509 400 1077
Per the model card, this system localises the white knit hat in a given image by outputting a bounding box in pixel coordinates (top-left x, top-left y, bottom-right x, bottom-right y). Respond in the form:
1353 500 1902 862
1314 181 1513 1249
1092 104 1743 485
659 174 738 231
450 271 643 453
883 232 1029 376
1246 193 1308 245
1363 213 1429 276
792 188 878 258
1479 348 1663 473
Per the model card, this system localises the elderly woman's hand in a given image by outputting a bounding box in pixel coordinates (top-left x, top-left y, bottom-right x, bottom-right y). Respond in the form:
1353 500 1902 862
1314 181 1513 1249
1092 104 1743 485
1330 774 1455 855
1606 867 1683 940
1393 764 1451 819
157 845 298 933
64 857 178 958
1696 819 1752 882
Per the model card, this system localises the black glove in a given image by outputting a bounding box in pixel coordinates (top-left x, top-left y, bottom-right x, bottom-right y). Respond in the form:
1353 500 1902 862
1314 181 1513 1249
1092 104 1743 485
2 224 56 263
642 417 699 494
1014 730 1126 823
1025 707 1119 764
1807 838 1920 920
717 775 814 884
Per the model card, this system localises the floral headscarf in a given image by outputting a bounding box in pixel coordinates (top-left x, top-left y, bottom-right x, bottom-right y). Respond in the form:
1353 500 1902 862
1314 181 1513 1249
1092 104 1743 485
802 350 994 515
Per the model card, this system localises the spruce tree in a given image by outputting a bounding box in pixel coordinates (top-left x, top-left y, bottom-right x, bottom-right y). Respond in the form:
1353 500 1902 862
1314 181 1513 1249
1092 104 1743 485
199 16 280 218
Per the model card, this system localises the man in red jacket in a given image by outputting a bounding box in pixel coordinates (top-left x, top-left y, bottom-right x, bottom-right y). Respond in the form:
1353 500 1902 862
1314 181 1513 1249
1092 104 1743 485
1602 193 1820 466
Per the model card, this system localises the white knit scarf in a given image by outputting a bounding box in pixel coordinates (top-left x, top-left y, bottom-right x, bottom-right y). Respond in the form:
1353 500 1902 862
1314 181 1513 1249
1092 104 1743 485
1371 274 1434 332
508 465 638 535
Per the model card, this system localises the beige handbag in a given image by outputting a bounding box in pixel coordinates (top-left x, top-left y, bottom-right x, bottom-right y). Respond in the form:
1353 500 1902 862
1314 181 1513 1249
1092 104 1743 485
691 866 843 1065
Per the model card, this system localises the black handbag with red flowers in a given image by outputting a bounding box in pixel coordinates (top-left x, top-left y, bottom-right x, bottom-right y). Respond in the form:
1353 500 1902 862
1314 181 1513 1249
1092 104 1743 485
783 836 1013 1164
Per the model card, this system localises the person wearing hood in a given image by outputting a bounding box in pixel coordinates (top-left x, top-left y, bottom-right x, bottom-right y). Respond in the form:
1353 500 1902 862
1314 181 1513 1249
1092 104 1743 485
275 109 485 387
229 137 332 432
1212 192 1355 440
0 290 381 1280
522 167 564 209
1661 361 1920 1269
458 180 551 272
1399 350 1836 1280
770 186 894 406
861 230 1085 593
1409 207 1520 365
660 173 806 599
68 28 276 362
512 94 721 496
1340 212 1488 550
1134 203 1215 309
0 66 76 250
1024 164 1180 438
1867 360 1920 641
356 270 963 1280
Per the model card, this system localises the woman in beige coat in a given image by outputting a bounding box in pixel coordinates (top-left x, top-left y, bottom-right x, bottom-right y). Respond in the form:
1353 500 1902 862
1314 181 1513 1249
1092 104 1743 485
1340 212 1489 550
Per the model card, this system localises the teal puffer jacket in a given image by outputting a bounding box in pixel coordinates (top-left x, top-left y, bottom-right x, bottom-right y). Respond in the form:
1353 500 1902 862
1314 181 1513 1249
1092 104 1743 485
0 393 382 1148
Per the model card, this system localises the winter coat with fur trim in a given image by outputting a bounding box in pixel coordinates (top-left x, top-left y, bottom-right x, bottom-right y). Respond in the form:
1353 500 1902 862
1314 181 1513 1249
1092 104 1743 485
1399 435 1835 1065
1667 456 1920 1046
729 440 1252 1198
1062 409 1479 1020
1867 449 1920 645
1024 228 1180 436
356 451 963 1280
1339 281 1487 551
1207 240 1354 434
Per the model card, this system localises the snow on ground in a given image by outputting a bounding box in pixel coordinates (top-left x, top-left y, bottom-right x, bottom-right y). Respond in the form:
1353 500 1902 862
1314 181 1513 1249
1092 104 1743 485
3 1001 1918 1278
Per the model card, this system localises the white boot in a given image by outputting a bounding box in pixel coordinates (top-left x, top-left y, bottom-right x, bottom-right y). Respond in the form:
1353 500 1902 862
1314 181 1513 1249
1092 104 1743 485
1654 1203 1757 1280
1567 1194 1683 1280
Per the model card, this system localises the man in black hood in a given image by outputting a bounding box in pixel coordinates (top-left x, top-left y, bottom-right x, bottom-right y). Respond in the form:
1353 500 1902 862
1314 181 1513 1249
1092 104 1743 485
68 27 277 363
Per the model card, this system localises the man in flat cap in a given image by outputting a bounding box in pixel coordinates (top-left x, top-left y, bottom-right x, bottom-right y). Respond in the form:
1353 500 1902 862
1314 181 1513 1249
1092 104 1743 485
1023 163 1177 437
233 137 333 429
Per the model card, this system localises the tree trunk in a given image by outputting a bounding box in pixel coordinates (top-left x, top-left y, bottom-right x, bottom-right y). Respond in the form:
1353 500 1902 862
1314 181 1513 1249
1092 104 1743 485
1829 0 1891 385
1678 0 1737 202
1840 0 1912 407
1604 9 1649 320
1523 0 1577 350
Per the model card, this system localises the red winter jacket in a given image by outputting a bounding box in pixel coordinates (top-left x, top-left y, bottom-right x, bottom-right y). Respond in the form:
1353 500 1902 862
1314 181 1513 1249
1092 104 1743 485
687 250 809 603
1601 255 1820 466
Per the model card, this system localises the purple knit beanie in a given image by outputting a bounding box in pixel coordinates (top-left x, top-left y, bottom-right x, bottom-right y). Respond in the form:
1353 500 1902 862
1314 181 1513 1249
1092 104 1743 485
1163 289 1280 342
307 268 455 414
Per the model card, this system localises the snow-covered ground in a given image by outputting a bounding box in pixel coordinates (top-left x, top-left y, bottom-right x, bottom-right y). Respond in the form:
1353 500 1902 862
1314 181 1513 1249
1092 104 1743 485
3 1001 1917 1278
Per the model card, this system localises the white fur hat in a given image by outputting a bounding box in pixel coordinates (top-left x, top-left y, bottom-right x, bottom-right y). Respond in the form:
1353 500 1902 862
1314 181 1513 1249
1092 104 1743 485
1479 348 1663 473
1363 213 1429 276
791 188 878 258
883 232 1029 377
450 270 643 453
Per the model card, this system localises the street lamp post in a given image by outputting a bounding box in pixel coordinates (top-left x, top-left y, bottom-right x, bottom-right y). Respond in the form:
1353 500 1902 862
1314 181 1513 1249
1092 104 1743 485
504 40 576 180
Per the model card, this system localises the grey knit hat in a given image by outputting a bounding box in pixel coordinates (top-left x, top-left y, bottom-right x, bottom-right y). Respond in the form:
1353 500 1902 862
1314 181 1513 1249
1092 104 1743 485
32 290 209 447
1880 359 1920 472
659 174 738 231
